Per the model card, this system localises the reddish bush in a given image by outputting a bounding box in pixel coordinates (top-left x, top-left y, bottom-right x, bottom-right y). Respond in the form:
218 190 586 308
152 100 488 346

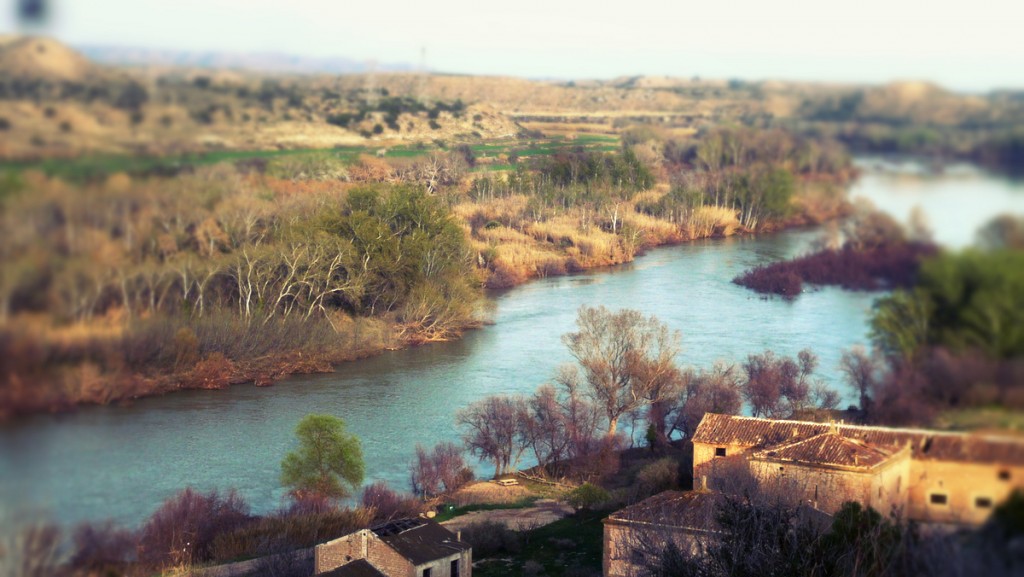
360 481 424 522
184 352 236 389
733 242 937 298
138 487 251 566
70 520 137 571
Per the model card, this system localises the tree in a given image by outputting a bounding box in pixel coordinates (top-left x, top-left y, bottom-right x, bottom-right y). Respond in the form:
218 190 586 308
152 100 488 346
564 482 610 513
281 414 365 503
741 349 817 418
457 395 529 477
562 306 681 436
671 362 743 439
410 441 472 498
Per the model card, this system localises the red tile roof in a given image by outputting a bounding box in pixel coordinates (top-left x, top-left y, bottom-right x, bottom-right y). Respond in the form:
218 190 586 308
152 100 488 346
692 414 1024 465
753 432 900 470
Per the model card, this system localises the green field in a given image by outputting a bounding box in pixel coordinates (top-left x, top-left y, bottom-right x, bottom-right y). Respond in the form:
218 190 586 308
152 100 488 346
474 513 605 577
0 134 621 183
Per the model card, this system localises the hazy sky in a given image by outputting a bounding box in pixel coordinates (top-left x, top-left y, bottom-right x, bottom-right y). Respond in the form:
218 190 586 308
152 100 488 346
4 0 1023 92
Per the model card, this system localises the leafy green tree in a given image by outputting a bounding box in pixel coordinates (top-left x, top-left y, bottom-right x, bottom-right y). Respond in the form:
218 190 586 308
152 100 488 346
564 482 610 513
870 289 932 362
281 414 364 503
872 250 1024 361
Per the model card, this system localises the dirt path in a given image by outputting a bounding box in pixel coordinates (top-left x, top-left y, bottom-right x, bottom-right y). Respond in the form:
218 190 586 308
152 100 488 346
441 499 574 531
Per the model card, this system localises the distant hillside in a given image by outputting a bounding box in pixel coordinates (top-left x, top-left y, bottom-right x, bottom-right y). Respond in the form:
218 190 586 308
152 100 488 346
78 44 414 75
0 36 104 83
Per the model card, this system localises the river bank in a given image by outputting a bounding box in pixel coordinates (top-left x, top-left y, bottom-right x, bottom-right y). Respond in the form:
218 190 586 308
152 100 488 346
0 177 851 421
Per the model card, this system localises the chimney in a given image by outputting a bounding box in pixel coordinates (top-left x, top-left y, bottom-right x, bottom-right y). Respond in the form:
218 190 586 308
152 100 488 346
457 530 462 542
361 530 368 558
700 475 708 491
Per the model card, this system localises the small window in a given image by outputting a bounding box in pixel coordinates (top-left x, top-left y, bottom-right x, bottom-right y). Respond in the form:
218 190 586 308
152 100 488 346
929 493 948 506
451 559 460 577
422 569 431 577
779 466 785 472
999 469 1011 481
715 447 727 457
976 497 994 509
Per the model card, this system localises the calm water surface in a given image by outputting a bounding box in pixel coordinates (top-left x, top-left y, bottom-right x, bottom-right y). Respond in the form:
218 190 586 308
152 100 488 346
1 160 1021 528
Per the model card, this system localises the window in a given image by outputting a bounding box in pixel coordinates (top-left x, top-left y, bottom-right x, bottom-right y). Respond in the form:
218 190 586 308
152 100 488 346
422 569 431 577
929 493 948 506
975 497 993 509
715 447 727 457
451 559 459 577
999 469 1011 481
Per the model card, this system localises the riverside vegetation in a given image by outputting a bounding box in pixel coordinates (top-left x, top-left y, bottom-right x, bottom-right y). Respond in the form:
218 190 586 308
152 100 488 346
0 107 855 417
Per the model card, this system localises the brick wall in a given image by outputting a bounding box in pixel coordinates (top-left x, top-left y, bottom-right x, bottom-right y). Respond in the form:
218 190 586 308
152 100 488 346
367 537 414 577
315 530 370 574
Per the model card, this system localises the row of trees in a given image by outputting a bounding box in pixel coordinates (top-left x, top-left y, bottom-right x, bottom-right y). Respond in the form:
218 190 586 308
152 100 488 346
1 172 478 332
456 306 844 477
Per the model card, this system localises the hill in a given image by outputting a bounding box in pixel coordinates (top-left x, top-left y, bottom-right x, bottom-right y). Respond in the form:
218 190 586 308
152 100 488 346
0 36 102 83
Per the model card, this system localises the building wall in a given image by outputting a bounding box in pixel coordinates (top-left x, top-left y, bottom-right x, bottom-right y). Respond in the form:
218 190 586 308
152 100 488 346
413 551 472 577
314 530 415 577
692 442 753 475
907 460 1024 526
603 521 707 577
316 530 371 574
749 451 910 516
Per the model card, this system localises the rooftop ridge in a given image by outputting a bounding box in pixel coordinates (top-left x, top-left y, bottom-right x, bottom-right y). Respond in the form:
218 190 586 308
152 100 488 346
701 413 1023 445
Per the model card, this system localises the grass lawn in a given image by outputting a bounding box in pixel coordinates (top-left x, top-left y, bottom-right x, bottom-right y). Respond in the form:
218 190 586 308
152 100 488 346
933 407 1024 433
433 497 540 523
473 512 606 577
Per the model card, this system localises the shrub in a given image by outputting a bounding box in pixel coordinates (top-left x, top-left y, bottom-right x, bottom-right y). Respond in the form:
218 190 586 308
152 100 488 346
632 458 680 502
70 520 136 571
565 483 611 513
210 507 373 563
138 487 251 566
361 481 424 523
459 520 521 557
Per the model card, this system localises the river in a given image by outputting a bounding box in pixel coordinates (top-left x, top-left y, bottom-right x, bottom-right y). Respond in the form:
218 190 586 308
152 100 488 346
1 158 1021 529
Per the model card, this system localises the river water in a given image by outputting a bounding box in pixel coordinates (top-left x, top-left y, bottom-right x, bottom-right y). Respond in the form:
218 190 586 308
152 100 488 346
1 159 1021 528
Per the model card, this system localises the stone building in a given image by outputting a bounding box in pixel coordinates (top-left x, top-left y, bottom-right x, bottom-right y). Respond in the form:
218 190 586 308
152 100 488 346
602 490 719 577
314 518 472 577
603 413 1024 576
692 413 1024 526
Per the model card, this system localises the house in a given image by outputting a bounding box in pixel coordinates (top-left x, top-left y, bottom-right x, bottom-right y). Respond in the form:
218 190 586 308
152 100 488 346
602 490 719 577
603 413 1024 576
692 413 1024 526
314 517 472 577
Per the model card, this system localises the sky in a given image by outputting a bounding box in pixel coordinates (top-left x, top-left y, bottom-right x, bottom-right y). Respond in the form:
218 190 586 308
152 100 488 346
4 0 1024 92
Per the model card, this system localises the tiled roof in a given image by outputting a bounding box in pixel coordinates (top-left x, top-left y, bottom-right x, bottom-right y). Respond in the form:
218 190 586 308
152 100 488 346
605 490 719 531
372 518 470 566
319 559 387 577
753 432 899 470
692 413 1024 465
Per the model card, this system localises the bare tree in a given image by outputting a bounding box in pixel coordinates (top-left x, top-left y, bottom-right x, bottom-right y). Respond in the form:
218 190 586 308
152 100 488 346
456 395 530 477
410 442 472 498
840 346 882 415
670 362 743 439
742 349 819 418
562 306 681 436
